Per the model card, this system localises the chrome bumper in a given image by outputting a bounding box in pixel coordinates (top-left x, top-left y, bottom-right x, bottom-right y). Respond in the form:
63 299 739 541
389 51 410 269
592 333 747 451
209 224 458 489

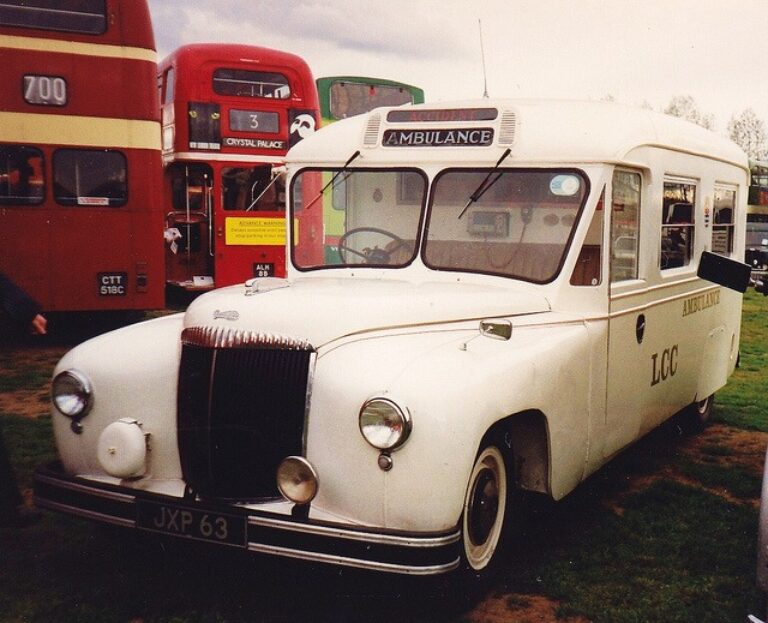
34 462 461 576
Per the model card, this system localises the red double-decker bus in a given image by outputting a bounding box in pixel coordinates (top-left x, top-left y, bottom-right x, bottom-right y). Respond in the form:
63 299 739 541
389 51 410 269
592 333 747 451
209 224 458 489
0 0 164 313
158 43 321 290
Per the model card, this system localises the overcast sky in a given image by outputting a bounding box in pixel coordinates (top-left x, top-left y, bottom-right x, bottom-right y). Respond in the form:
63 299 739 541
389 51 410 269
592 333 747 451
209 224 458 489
147 0 768 136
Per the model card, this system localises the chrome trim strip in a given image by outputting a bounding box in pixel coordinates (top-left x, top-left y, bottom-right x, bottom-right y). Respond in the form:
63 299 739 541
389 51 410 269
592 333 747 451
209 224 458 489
302 352 317 454
35 498 136 528
609 283 720 319
35 473 136 503
248 515 461 548
247 542 460 575
182 326 313 350
610 276 702 301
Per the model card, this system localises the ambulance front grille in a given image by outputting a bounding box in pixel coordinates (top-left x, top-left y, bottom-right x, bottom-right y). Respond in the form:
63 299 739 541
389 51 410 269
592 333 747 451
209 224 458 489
177 330 314 500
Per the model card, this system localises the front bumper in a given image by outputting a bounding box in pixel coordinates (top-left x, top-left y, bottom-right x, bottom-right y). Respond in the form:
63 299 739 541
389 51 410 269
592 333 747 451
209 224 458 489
34 462 461 576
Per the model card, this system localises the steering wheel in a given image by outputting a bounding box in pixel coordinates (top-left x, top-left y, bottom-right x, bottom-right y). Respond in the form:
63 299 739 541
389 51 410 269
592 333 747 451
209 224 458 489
337 227 408 264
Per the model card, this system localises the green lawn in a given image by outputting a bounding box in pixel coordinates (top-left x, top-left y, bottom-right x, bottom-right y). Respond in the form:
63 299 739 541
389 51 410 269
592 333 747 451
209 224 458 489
1 291 767 622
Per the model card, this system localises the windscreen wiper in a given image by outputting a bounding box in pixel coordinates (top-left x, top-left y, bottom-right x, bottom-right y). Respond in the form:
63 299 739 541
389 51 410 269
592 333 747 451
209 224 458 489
457 147 511 220
303 150 361 211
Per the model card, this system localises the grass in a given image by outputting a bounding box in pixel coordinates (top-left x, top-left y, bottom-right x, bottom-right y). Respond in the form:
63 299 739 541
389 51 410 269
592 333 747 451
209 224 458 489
0 291 766 621
714 290 768 431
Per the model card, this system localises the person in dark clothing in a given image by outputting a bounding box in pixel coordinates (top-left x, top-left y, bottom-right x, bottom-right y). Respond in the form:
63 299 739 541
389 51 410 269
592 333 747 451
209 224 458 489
0 273 45 526
0 273 47 336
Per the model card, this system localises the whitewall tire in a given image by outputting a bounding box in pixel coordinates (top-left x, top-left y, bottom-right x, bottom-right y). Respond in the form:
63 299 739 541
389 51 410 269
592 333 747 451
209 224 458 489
461 444 509 573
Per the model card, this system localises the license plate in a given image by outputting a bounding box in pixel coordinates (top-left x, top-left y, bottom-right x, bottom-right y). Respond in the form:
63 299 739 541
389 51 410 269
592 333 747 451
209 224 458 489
136 500 246 547
253 262 274 278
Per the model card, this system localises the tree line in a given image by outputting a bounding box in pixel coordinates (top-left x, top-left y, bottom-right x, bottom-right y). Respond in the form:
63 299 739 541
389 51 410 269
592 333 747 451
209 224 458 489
663 95 766 161
601 94 767 161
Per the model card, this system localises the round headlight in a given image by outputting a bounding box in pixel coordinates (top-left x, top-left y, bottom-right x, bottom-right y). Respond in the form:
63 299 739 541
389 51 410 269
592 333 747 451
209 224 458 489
359 398 411 451
52 370 93 419
276 456 318 505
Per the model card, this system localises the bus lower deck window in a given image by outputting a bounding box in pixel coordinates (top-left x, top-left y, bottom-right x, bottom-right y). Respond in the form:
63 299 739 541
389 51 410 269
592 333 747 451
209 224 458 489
53 149 127 207
0 145 44 205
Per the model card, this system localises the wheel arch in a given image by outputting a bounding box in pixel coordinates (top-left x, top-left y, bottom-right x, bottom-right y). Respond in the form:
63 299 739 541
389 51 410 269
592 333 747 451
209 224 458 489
480 410 551 496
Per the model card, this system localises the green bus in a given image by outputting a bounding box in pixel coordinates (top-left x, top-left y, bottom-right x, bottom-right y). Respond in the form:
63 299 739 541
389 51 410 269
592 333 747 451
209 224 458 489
316 76 424 124
315 76 425 261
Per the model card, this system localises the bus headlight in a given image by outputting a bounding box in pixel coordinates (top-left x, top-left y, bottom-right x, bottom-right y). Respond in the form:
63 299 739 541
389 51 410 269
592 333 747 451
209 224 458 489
359 398 412 451
52 370 93 419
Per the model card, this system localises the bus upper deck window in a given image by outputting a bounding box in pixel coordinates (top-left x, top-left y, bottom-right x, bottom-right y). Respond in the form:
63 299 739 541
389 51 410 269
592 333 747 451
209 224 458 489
0 0 107 34
0 145 44 205
213 69 291 100
53 149 127 207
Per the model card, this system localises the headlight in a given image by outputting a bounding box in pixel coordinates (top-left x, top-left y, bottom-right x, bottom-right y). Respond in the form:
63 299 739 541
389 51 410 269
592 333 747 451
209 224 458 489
276 456 318 505
51 370 93 419
359 398 412 451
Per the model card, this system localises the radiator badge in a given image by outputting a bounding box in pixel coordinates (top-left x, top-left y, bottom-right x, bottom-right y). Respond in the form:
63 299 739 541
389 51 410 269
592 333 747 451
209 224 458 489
213 310 239 321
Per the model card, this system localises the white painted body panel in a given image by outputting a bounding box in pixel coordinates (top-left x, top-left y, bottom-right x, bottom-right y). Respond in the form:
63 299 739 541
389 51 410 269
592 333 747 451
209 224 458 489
46 98 749 542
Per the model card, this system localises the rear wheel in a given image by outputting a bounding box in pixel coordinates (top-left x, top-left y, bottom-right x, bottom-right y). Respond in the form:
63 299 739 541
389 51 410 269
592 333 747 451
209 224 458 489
461 444 510 576
682 394 714 432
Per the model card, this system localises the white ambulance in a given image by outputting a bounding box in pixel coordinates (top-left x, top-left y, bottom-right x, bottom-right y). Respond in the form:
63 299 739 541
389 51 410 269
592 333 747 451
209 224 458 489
36 99 750 579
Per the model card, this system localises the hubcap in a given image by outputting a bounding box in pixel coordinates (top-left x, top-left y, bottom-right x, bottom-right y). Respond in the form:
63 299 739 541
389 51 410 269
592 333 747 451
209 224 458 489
468 467 499 546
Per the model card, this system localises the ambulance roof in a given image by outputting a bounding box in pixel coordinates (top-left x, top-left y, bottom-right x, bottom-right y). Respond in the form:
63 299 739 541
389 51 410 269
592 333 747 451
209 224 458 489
287 98 748 170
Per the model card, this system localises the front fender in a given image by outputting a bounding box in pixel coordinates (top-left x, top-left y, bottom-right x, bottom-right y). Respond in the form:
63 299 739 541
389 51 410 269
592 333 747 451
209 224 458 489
51 314 185 479
306 319 594 532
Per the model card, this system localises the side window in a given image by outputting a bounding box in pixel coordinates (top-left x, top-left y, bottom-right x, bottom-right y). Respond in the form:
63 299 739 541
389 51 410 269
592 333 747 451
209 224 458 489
222 166 282 211
570 187 603 286
661 179 696 270
712 186 736 257
53 149 126 207
163 67 175 106
0 145 44 205
610 170 641 282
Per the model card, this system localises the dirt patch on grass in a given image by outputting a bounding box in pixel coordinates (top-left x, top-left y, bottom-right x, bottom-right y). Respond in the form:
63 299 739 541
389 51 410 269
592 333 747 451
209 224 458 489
0 345 66 418
468 592 590 623
606 423 768 513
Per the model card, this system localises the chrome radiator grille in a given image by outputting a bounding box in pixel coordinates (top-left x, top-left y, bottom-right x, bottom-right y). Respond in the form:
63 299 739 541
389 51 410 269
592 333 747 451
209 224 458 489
177 327 314 500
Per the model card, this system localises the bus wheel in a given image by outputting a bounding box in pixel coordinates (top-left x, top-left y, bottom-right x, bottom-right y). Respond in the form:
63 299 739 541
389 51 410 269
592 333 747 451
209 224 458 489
683 394 714 432
461 443 510 578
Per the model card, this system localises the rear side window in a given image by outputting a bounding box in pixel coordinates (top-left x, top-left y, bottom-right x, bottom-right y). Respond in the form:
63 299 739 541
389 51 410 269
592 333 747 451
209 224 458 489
53 149 127 207
661 179 696 270
712 186 736 257
0 145 44 205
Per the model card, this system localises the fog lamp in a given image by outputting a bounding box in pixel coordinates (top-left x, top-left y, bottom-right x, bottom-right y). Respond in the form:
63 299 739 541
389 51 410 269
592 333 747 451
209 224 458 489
359 398 411 450
52 370 93 419
276 456 318 505
96 418 147 478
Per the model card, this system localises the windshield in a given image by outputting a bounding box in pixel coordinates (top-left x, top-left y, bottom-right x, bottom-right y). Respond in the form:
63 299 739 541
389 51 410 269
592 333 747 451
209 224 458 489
291 168 426 269
425 169 588 282
290 167 588 280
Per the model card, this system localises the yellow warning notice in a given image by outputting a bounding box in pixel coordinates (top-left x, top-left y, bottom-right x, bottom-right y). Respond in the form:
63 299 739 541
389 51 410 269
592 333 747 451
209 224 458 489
225 217 286 246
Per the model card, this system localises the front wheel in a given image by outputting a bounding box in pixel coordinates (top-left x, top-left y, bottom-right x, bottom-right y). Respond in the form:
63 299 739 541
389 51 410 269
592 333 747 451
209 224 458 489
461 444 510 576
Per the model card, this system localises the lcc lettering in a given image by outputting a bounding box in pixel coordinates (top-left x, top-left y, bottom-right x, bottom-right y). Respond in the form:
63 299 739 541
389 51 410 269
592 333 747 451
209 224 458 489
651 344 678 386
98 272 127 296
